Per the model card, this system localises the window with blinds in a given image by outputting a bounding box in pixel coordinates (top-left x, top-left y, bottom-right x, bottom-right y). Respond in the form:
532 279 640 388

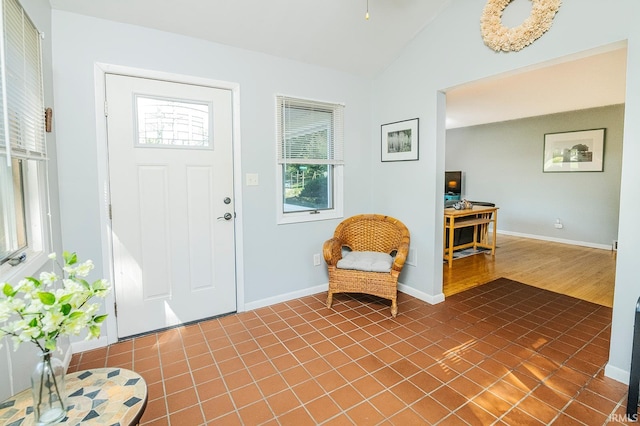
2 0 44 157
0 0 46 264
276 95 344 224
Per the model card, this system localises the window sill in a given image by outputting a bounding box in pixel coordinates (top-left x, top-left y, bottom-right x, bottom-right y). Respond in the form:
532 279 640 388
278 209 343 225
0 251 50 284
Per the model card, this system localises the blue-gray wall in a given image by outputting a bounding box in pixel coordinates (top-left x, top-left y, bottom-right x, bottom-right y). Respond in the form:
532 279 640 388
446 104 624 247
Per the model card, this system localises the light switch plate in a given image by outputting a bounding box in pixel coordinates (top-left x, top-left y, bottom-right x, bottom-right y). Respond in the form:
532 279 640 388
246 173 259 186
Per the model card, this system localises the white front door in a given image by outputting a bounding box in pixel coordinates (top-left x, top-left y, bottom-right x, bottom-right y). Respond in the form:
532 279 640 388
105 74 236 338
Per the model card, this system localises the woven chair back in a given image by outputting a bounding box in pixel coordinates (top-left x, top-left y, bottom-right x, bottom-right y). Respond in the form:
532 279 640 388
334 214 409 254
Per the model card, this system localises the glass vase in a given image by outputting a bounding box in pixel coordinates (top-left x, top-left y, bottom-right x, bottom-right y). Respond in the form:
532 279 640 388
31 351 66 425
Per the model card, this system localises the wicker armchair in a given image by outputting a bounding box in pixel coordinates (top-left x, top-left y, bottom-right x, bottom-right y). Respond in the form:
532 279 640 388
323 214 410 317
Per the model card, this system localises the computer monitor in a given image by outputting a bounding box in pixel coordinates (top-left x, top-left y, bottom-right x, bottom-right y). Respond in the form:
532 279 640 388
445 171 462 195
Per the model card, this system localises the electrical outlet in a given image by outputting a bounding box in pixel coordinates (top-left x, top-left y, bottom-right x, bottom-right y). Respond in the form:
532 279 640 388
554 218 563 229
313 253 321 266
406 248 417 266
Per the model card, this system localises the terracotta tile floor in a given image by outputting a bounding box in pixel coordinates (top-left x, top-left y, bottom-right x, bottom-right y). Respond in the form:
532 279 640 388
69 278 631 425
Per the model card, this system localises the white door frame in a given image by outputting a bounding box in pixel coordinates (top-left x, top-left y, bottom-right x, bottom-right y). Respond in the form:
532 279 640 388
93 63 245 346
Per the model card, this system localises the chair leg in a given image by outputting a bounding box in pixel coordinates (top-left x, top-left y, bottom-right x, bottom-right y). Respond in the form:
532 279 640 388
391 298 398 318
326 292 333 309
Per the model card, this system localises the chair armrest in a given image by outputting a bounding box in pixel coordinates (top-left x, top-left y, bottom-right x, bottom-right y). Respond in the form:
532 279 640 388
392 242 410 272
323 238 343 266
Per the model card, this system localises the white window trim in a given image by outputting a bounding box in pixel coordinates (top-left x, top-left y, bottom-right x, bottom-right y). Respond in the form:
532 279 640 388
0 0 51 280
275 95 344 225
0 159 50 281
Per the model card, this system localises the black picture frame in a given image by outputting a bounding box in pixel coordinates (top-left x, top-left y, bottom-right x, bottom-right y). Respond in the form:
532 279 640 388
381 118 419 162
543 128 605 172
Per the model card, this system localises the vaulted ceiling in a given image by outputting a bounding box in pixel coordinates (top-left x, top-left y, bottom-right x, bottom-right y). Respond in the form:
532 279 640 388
49 0 627 128
49 0 451 78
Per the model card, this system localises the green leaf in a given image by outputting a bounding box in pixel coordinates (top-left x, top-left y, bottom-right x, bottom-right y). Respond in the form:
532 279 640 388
77 278 91 290
93 314 108 323
25 277 41 287
2 283 15 297
28 318 38 327
89 325 101 338
63 250 78 265
58 294 73 304
92 279 108 289
69 311 83 319
38 292 56 305
60 304 71 316
44 339 57 352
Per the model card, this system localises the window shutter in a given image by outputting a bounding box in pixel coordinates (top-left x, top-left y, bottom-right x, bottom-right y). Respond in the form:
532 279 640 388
2 0 45 158
276 95 343 165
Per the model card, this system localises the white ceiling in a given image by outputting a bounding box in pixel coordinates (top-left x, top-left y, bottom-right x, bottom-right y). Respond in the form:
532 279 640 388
48 0 452 78
445 46 627 129
48 0 627 128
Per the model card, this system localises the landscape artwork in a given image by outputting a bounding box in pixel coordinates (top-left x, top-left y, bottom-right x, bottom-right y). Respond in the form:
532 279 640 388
543 128 605 172
381 118 419 162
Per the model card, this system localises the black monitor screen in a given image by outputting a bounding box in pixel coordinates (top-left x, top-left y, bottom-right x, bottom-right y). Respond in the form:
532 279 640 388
445 171 462 194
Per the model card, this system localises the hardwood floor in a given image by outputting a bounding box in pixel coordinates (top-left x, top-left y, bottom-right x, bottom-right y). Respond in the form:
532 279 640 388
442 234 617 307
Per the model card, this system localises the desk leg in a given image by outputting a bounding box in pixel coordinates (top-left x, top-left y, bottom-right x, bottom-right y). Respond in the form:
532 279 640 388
443 220 447 260
472 224 478 251
479 215 488 244
491 211 497 256
448 217 455 268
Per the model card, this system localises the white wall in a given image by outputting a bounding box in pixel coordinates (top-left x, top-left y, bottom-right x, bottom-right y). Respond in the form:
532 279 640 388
372 0 639 382
49 11 373 341
446 104 624 248
609 17 640 383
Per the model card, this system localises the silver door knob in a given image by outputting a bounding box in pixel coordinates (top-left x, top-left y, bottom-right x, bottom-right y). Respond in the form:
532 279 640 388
223 197 231 204
217 213 233 221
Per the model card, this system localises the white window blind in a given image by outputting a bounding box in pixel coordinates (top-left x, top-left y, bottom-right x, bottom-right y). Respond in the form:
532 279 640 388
276 96 343 165
0 0 45 264
1 0 45 158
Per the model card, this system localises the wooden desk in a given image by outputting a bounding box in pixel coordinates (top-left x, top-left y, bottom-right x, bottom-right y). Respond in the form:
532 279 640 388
0 368 147 425
444 205 498 268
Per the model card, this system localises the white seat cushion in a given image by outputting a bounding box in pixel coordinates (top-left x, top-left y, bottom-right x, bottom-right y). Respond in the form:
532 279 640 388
337 251 393 273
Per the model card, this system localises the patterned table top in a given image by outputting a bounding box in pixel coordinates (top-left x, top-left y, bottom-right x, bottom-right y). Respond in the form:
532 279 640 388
0 368 148 426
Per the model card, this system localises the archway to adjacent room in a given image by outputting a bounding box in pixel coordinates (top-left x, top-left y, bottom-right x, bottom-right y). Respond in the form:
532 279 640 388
440 43 627 307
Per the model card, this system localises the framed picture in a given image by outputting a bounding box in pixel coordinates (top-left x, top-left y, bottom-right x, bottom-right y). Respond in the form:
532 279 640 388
543 128 605 172
381 118 419 162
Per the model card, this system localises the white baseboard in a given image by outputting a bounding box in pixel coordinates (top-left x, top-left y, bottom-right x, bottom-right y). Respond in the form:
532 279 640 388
243 284 328 311
398 283 445 305
497 230 612 251
70 336 109 354
605 362 629 384
243 282 446 312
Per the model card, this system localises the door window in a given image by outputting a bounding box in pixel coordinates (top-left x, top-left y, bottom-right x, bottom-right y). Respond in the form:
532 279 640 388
135 95 212 149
